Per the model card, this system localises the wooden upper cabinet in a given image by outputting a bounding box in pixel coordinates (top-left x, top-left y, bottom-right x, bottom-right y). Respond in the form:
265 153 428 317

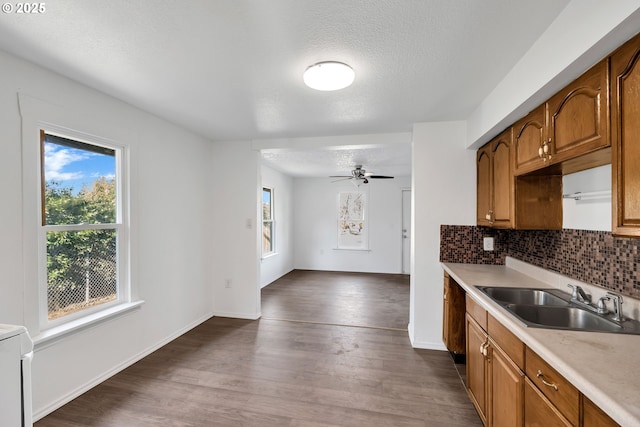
477 128 513 228
477 144 492 227
547 59 610 164
491 129 513 228
612 32 640 237
513 59 610 176
514 105 546 175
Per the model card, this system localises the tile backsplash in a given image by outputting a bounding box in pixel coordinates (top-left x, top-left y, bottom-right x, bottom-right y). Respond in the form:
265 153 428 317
440 225 640 299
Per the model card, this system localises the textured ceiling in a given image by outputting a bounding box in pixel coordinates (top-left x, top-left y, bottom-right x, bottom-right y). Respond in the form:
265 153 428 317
0 0 570 176
262 143 412 178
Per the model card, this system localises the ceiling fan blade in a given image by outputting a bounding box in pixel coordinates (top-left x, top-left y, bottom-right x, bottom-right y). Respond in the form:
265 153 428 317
368 175 394 179
331 177 353 183
329 175 352 178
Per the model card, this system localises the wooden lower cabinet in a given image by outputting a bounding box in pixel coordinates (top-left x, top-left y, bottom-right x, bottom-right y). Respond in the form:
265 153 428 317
443 273 466 358
490 343 524 427
462 294 619 427
524 377 572 427
582 396 619 427
466 298 524 427
466 314 488 425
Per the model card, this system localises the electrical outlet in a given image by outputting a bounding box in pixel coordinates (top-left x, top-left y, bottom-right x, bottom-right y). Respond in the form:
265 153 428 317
483 237 494 251
225 279 232 288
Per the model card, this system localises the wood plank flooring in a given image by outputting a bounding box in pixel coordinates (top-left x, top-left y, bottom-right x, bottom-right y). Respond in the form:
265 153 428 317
36 270 481 426
261 270 410 330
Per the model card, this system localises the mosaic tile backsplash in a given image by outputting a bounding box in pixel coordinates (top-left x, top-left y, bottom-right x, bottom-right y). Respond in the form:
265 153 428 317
440 225 640 299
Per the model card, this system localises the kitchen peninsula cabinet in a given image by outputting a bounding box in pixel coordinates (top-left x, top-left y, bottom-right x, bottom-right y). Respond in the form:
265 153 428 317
477 128 513 228
612 32 640 238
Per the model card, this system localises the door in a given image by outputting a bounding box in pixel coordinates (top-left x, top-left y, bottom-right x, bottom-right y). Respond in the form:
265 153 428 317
402 189 411 274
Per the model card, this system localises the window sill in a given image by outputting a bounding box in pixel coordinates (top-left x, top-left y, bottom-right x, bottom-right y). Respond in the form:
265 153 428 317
261 252 278 261
33 300 145 350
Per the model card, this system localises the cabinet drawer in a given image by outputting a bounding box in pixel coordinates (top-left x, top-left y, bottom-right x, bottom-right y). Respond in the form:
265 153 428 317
488 314 524 370
526 347 579 426
466 295 487 331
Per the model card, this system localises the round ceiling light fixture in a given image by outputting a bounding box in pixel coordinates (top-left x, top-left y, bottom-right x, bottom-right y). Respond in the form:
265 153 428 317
303 61 355 91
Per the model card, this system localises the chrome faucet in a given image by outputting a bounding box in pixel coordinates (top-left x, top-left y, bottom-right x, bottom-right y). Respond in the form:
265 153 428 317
568 284 591 303
567 284 600 313
606 292 625 322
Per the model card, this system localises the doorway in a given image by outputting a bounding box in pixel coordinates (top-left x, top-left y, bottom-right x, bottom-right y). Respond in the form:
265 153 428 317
402 189 411 274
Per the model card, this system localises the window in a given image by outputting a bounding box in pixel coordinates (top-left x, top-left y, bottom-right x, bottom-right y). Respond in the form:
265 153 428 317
40 130 126 325
262 187 275 255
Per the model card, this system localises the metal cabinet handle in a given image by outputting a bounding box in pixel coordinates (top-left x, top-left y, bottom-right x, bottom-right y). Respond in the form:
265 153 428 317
536 370 559 391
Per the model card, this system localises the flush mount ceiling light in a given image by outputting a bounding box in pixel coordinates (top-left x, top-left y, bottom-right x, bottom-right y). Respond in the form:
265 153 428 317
303 61 355 91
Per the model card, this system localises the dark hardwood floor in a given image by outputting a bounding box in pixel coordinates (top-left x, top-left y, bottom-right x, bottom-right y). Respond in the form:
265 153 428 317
261 270 410 330
36 270 481 426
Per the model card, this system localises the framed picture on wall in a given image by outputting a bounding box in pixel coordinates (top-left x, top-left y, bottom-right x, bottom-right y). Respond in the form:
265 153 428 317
337 192 368 249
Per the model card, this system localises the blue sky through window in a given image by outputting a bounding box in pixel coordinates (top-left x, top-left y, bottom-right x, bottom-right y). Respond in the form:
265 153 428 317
44 142 115 194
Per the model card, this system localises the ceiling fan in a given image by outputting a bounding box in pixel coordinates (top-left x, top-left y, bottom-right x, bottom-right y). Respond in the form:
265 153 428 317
330 165 394 184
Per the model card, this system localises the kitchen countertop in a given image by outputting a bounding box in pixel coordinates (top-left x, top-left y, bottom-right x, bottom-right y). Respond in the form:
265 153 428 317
0 324 27 341
442 261 640 427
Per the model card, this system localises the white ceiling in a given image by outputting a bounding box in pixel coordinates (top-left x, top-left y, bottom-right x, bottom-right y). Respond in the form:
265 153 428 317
0 0 570 177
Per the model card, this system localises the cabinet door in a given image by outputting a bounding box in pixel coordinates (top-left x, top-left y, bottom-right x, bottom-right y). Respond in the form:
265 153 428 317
477 143 492 226
443 274 466 356
466 314 488 425
491 128 513 228
612 33 640 237
547 59 609 163
582 395 619 427
524 378 572 427
490 342 524 427
513 105 546 175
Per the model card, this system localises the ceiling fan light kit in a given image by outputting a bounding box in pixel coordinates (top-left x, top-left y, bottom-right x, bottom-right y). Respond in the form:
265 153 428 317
303 61 355 91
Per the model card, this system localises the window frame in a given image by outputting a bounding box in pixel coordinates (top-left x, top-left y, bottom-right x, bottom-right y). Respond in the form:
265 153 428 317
37 126 130 331
262 186 275 257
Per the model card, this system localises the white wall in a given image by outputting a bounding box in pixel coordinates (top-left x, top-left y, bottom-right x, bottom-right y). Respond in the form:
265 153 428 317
0 50 215 419
411 121 476 349
260 164 294 287
563 165 612 231
467 0 640 148
293 176 411 274
210 141 261 319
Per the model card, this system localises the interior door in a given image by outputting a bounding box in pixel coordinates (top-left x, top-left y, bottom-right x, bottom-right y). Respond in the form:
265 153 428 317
402 189 411 274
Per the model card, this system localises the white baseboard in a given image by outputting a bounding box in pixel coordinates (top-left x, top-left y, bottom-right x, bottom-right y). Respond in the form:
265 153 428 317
212 310 261 320
33 312 214 422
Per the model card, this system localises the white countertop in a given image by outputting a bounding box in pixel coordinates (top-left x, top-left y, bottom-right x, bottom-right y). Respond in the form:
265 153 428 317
442 260 640 427
0 324 27 341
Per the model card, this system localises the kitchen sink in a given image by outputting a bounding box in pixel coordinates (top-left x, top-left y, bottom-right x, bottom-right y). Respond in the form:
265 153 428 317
478 287 570 306
505 304 622 332
476 285 640 334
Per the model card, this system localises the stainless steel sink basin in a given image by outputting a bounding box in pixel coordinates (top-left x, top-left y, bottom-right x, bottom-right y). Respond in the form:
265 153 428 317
476 285 640 334
478 287 570 306
505 304 622 332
